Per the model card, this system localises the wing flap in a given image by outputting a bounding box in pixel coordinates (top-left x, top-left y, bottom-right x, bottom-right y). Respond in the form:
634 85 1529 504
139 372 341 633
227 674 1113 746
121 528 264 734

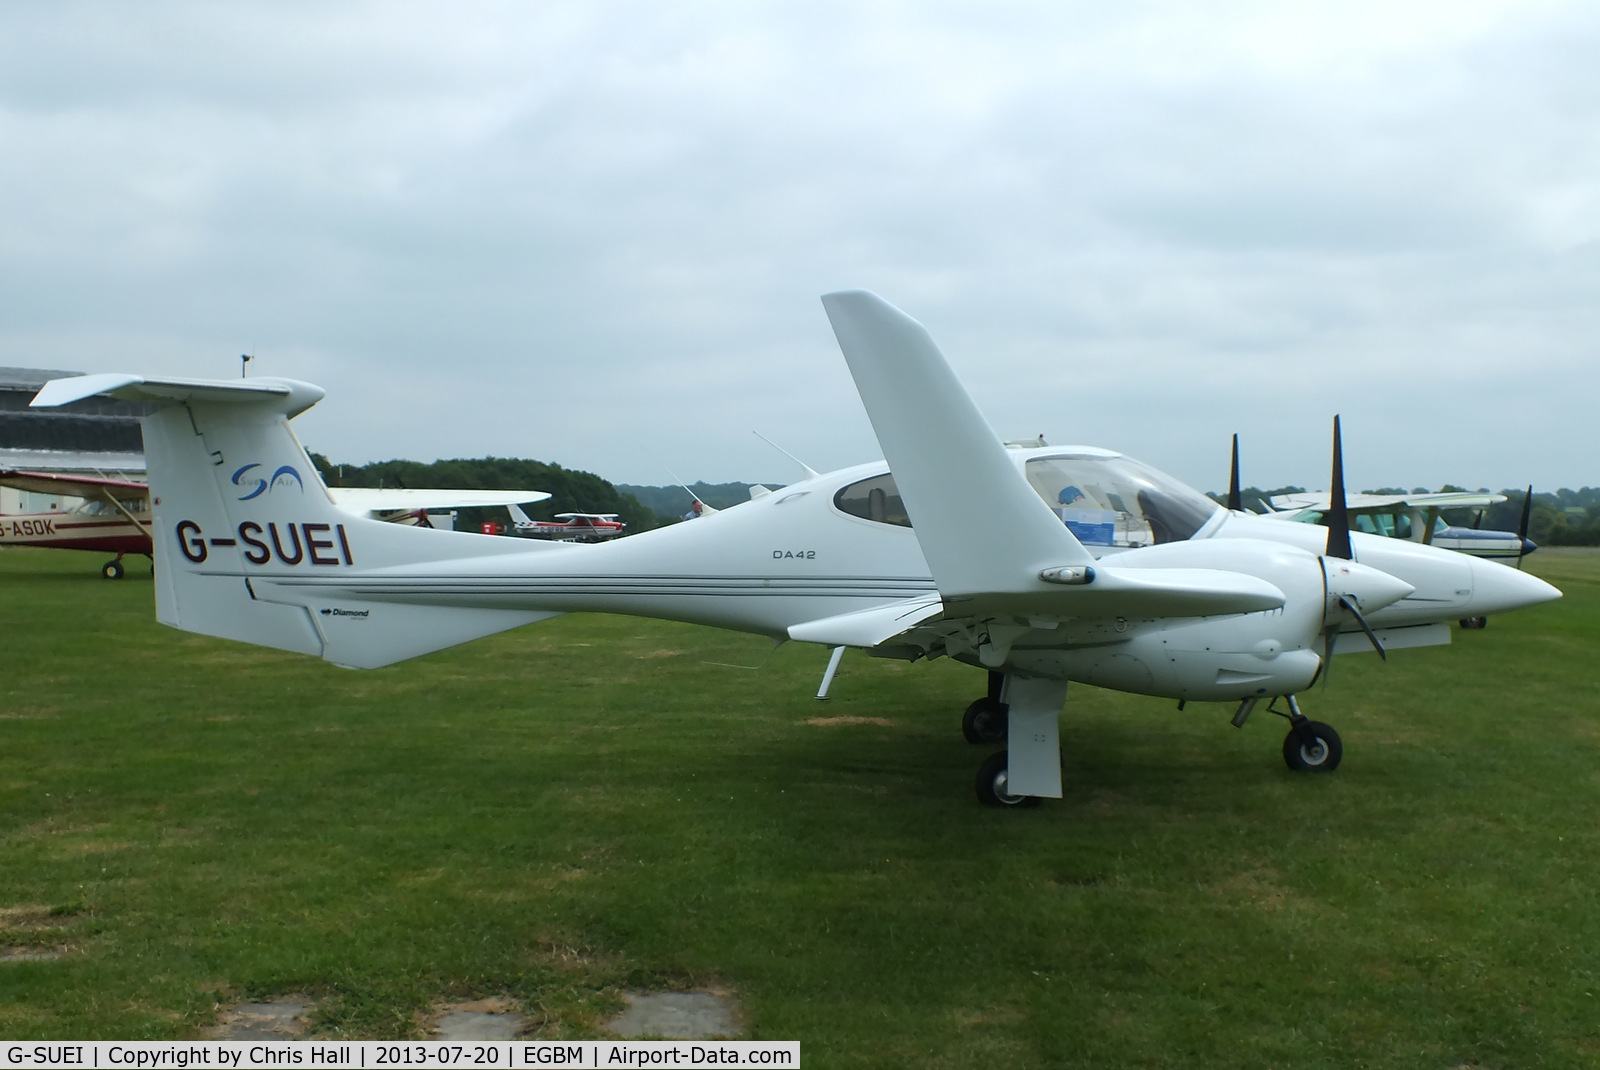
788 596 945 648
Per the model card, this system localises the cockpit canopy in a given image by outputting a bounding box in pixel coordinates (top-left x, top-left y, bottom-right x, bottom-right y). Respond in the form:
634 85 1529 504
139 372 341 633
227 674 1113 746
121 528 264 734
1023 454 1219 547
833 451 1220 549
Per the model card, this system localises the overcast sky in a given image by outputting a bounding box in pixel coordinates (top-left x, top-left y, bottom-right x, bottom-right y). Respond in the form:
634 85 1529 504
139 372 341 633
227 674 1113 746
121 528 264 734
3 1 1596 494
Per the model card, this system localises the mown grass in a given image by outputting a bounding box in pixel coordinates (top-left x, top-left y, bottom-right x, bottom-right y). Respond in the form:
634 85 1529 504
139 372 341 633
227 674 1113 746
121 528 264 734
1 546 1597 1066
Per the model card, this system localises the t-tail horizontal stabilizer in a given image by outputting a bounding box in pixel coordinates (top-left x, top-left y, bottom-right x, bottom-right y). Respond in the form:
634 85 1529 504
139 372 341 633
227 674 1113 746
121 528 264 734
33 374 558 668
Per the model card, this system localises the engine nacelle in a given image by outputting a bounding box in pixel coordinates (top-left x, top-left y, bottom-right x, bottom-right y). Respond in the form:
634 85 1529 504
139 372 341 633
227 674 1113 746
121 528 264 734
1007 538 1357 701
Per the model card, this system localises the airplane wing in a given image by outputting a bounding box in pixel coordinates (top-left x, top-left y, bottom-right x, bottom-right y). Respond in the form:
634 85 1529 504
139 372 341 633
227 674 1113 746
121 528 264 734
0 470 150 500
327 488 552 517
1269 491 1506 513
819 291 1286 631
553 513 620 521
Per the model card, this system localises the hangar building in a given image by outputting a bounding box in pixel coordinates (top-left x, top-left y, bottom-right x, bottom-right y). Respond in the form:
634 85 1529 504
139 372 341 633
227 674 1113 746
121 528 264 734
0 368 149 513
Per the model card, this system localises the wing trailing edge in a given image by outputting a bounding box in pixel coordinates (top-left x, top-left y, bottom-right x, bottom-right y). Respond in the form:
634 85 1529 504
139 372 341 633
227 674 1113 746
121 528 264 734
788 596 945 648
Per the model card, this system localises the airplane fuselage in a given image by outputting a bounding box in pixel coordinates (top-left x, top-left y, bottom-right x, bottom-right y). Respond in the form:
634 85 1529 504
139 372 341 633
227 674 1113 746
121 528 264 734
179 446 1552 703
0 508 150 555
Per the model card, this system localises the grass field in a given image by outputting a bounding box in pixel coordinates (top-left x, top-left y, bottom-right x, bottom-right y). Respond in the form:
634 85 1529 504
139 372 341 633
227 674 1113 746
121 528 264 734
1 546 1597 1066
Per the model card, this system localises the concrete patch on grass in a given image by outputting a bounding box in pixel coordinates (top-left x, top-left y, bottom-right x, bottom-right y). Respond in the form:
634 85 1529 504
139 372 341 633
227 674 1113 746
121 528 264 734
803 716 897 728
200 998 311 1040
605 991 741 1039
430 998 525 1040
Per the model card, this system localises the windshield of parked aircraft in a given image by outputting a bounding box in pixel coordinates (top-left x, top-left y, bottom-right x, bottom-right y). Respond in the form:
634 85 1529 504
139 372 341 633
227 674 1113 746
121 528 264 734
71 498 146 516
1024 454 1220 548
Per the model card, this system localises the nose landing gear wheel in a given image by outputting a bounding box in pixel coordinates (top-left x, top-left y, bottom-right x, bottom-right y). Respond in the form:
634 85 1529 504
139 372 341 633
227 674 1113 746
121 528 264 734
1283 720 1342 772
975 750 1039 808
962 697 1008 744
101 559 125 580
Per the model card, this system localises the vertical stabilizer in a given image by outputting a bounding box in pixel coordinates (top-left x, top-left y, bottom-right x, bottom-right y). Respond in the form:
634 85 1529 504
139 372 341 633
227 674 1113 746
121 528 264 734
34 374 556 667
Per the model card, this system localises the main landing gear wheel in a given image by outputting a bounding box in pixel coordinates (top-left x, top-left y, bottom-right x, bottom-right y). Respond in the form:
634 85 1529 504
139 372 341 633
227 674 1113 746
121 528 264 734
975 751 1039 808
1283 720 1343 772
962 697 1008 744
1459 616 1488 629
101 559 125 580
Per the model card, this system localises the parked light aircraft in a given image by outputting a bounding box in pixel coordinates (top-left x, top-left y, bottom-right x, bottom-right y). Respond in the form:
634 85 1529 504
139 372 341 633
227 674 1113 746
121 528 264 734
0 468 553 578
1266 489 1537 562
1224 446 1541 628
30 292 1561 806
506 503 625 542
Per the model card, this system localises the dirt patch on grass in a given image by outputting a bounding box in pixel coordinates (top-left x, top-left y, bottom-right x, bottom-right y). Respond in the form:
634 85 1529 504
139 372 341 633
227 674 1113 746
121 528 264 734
0 905 63 929
531 937 626 978
0 904 83 960
804 716 897 728
1 946 72 962
428 997 525 1040
1204 865 1302 911
199 997 312 1040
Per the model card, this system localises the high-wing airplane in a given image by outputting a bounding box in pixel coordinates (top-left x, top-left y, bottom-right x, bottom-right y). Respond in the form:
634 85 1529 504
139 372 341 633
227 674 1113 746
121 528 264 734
29 292 1561 807
0 468 553 578
506 503 625 542
0 470 154 577
1265 489 1537 562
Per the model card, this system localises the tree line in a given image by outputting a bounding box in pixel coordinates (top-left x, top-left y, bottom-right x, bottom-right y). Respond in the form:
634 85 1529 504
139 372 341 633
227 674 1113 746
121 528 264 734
304 452 1600 548
308 454 660 535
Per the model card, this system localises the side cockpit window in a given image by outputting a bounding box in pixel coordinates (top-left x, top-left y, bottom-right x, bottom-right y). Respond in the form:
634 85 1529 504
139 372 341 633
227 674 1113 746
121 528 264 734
834 472 912 527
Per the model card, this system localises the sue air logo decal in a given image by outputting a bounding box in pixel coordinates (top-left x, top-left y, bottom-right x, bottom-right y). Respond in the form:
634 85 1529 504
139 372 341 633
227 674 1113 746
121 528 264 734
178 461 352 566
232 463 304 500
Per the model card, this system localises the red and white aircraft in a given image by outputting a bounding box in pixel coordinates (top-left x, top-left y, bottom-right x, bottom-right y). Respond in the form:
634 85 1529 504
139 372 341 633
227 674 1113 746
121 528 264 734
1 468 553 578
0 471 152 578
506 503 625 542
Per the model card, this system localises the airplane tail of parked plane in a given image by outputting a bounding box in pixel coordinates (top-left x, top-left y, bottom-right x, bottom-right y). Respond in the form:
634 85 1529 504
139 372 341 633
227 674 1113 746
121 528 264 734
31 374 560 668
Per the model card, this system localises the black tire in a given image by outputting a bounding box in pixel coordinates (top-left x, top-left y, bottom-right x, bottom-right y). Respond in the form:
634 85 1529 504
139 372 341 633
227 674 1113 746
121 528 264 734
975 750 1039 808
1459 616 1488 630
1283 721 1342 772
961 697 1008 744
101 560 125 580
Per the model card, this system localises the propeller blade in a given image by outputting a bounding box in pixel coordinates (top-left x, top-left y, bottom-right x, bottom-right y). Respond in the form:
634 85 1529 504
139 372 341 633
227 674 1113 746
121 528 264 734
1337 594 1388 660
1324 415 1353 561
1227 434 1242 512
1516 484 1533 570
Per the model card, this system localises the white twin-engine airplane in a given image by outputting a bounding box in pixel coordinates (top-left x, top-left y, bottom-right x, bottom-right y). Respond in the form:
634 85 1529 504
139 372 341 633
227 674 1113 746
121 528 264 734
32 292 1561 807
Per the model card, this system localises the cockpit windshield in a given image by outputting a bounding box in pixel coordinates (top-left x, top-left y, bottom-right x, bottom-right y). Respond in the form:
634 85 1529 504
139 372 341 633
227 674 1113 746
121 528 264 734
833 452 1221 550
70 498 147 517
1024 454 1220 548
